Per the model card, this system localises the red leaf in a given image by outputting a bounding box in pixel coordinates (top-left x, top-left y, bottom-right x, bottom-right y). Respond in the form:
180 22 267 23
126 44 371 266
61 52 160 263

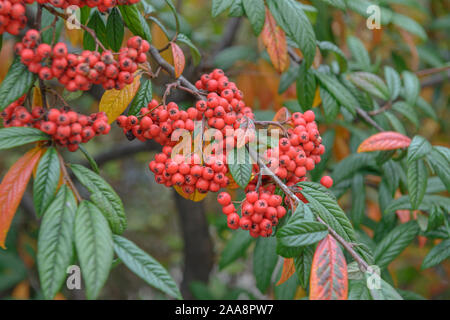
0 147 43 248
171 42 185 78
310 235 348 300
357 131 411 153
261 8 289 73
276 258 295 286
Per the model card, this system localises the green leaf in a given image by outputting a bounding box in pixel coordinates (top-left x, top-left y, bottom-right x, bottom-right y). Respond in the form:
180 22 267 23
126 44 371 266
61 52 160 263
384 111 406 135
74 201 113 300
70 164 127 234
41 10 63 45
316 40 348 72
128 76 153 116
351 174 366 227
331 153 376 185
37 185 76 300
298 182 357 243
319 86 339 123
348 72 390 100
407 158 428 210
266 0 316 68
227 147 252 189
293 245 314 288
176 34 201 65
113 235 182 299
0 127 49 150
219 230 254 269
384 66 401 100
83 11 107 51
119 5 152 42
392 101 419 127
80 6 91 25
243 0 265 35
0 57 37 111
33 147 60 217
313 70 358 116
62 89 83 102
278 221 328 247
212 0 234 17
316 0 346 10
213 45 257 70
106 8 124 52
373 221 419 269
392 13 427 40
347 36 370 70
163 0 180 33
253 237 277 293
407 135 432 163
278 64 299 94
78 145 100 175
421 239 450 269
348 279 371 300
426 147 450 192
415 96 437 120
296 63 316 110
367 273 403 300
229 0 244 17
402 71 420 106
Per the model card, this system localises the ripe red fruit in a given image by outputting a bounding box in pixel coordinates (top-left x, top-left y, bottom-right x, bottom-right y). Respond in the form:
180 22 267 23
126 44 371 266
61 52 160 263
245 191 258 204
227 213 240 229
217 192 231 206
320 175 333 188
222 203 235 215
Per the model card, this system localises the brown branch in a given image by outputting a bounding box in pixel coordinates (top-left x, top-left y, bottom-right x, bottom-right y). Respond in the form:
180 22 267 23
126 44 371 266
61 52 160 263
415 65 450 78
368 101 392 116
148 45 205 101
355 108 385 132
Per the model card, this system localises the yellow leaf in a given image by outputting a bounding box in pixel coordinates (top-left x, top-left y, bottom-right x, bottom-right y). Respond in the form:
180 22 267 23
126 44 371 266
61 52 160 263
99 74 141 124
65 26 83 47
173 185 208 202
32 87 42 107
312 87 321 108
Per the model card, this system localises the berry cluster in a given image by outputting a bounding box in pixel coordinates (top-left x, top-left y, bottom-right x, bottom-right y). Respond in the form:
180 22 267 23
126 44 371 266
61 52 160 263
0 0 28 35
1 99 110 152
195 69 254 132
217 186 287 238
117 69 257 196
262 110 325 186
115 69 332 237
15 30 149 91
149 146 230 193
117 100 201 146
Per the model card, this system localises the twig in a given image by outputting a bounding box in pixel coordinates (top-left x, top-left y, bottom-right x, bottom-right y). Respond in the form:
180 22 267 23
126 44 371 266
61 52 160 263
415 65 450 78
58 153 82 202
355 108 384 132
246 146 370 272
42 4 107 52
368 101 391 116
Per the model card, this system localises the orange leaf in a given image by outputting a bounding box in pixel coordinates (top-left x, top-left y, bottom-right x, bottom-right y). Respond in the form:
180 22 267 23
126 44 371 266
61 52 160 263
276 258 295 286
357 131 411 153
261 9 289 73
310 235 348 300
171 42 185 78
0 147 43 248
